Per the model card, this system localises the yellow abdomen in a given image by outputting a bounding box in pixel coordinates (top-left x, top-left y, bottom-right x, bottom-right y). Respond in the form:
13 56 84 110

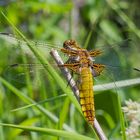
79 67 94 125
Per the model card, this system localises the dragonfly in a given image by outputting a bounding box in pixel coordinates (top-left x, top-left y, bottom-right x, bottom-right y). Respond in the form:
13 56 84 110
0 33 140 125
60 39 106 124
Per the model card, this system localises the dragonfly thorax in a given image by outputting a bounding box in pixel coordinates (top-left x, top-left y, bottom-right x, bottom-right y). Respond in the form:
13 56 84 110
74 49 94 67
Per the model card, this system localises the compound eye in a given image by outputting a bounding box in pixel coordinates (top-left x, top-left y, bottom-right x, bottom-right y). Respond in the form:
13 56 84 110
70 39 76 45
63 39 78 51
63 40 75 47
63 40 69 47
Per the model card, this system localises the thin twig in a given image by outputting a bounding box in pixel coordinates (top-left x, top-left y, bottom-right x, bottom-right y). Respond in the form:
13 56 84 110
50 49 108 140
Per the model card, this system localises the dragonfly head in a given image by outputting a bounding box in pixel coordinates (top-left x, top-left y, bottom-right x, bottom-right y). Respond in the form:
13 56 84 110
63 39 81 50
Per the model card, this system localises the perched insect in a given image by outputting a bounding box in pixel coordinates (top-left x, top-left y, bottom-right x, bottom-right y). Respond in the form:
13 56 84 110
59 40 105 124
0 33 140 125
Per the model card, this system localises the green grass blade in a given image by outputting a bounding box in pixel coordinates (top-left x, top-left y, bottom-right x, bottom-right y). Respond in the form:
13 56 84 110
106 1 140 38
9 118 39 139
21 48 33 97
0 77 73 131
117 95 126 140
0 122 4 140
0 123 95 140
0 77 31 104
83 29 93 49
11 94 67 112
94 77 140 92
58 97 70 130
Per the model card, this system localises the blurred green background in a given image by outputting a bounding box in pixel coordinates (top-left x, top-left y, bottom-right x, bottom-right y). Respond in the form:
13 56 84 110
0 0 140 140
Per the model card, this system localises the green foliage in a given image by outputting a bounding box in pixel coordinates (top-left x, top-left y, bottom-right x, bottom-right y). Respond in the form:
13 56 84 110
0 0 140 139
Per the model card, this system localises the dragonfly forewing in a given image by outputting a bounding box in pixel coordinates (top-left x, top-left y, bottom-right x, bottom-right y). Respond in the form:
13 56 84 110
1 32 140 85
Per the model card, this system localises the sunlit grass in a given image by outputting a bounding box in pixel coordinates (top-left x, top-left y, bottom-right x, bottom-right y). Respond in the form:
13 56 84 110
0 1 140 140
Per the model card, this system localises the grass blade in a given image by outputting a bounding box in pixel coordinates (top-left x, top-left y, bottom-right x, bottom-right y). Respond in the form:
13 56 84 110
0 77 73 131
0 123 95 140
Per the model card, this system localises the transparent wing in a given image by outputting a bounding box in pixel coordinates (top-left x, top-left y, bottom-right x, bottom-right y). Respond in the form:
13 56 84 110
91 39 140 84
0 32 68 84
0 32 62 52
3 63 46 84
1 32 140 86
